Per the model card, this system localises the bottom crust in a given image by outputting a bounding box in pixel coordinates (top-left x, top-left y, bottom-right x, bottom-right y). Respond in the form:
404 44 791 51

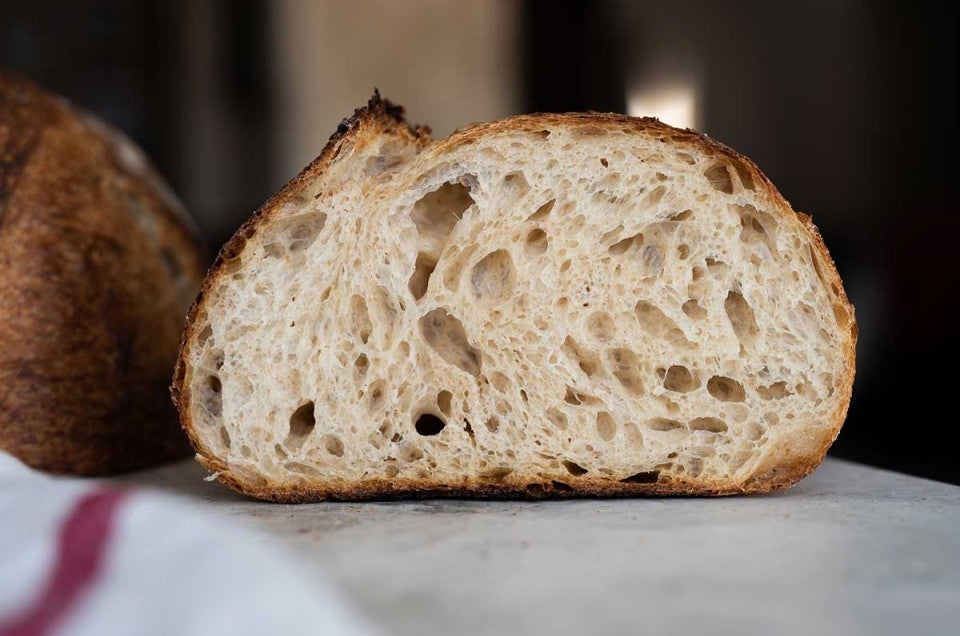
198 451 824 503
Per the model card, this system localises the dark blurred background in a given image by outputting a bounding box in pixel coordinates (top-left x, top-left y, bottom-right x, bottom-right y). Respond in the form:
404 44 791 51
1 0 956 484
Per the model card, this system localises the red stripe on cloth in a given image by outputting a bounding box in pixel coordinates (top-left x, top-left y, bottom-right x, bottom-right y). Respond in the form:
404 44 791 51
0 488 129 636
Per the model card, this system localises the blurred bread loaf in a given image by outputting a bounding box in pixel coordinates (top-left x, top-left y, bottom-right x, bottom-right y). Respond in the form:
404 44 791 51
174 94 856 500
0 73 205 474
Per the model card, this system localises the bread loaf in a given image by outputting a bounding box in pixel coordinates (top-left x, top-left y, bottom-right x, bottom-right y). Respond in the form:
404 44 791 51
174 94 856 500
0 73 205 474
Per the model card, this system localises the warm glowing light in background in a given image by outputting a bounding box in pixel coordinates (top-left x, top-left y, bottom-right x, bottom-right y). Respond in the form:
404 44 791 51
627 84 698 130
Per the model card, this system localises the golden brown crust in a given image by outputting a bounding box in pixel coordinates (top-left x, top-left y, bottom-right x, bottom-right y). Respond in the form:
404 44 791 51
175 97 856 501
0 72 206 475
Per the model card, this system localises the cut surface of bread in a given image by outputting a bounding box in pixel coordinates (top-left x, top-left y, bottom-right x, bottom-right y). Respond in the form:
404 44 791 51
174 94 856 501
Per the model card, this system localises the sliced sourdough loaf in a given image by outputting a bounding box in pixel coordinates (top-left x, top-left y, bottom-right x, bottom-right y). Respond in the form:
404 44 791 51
174 94 856 501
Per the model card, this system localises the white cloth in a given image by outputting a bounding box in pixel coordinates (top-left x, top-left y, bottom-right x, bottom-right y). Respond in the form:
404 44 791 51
0 453 381 636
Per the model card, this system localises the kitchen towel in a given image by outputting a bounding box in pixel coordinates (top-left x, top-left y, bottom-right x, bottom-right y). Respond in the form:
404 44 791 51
0 452 380 636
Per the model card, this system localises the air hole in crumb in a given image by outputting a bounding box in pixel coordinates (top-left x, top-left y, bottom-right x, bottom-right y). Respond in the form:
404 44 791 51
488 371 511 393
586 311 616 341
484 417 499 433
635 301 690 346
547 408 568 430
682 299 707 319
219 426 231 448
707 376 745 402
552 480 574 491
757 381 792 400
437 390 453 416
671 209 693 222
368 381 386 412
221 257 242 275
606 348 644 396
480 467 513 481
676 152 696 165
690 417 728 433
625 423 645 448
608 232 643 255
563 336 604 378
596 412 617 441
725 290 760 346
526 198 555 222
600 225 624 246
645 185 667 206
203 375 223 417
704 162 734 194
399 443 424 462
411 181 474 253
575 125 605 136
365 138 416 174
736 204 779 258
439 245 475 292
354 354 369 374
285 214 327 253
419 309 481 376
677 244 690 259
288 401 316 441
730 157 756 190
600 157 609 168
471 250 517 303
706 257 727 273
648 418 683 432
524 228 549 256
349 295 373 344
408 252 437 300
562 460 588 476
322 434 344 457
663 365 699 393
621 471 659 484
640 244 664 275
810 248 829 292
415 413 446 436
503 171 530 194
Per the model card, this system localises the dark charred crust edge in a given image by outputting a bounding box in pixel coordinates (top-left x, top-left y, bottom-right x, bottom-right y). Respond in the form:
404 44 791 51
175 100 856 502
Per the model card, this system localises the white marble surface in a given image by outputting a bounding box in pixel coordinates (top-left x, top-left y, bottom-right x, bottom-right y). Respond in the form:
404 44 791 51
119 459 960 636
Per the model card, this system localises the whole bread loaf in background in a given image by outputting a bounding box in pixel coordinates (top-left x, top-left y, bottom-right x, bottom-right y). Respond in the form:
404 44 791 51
175 94 856 501
0 73 205 474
